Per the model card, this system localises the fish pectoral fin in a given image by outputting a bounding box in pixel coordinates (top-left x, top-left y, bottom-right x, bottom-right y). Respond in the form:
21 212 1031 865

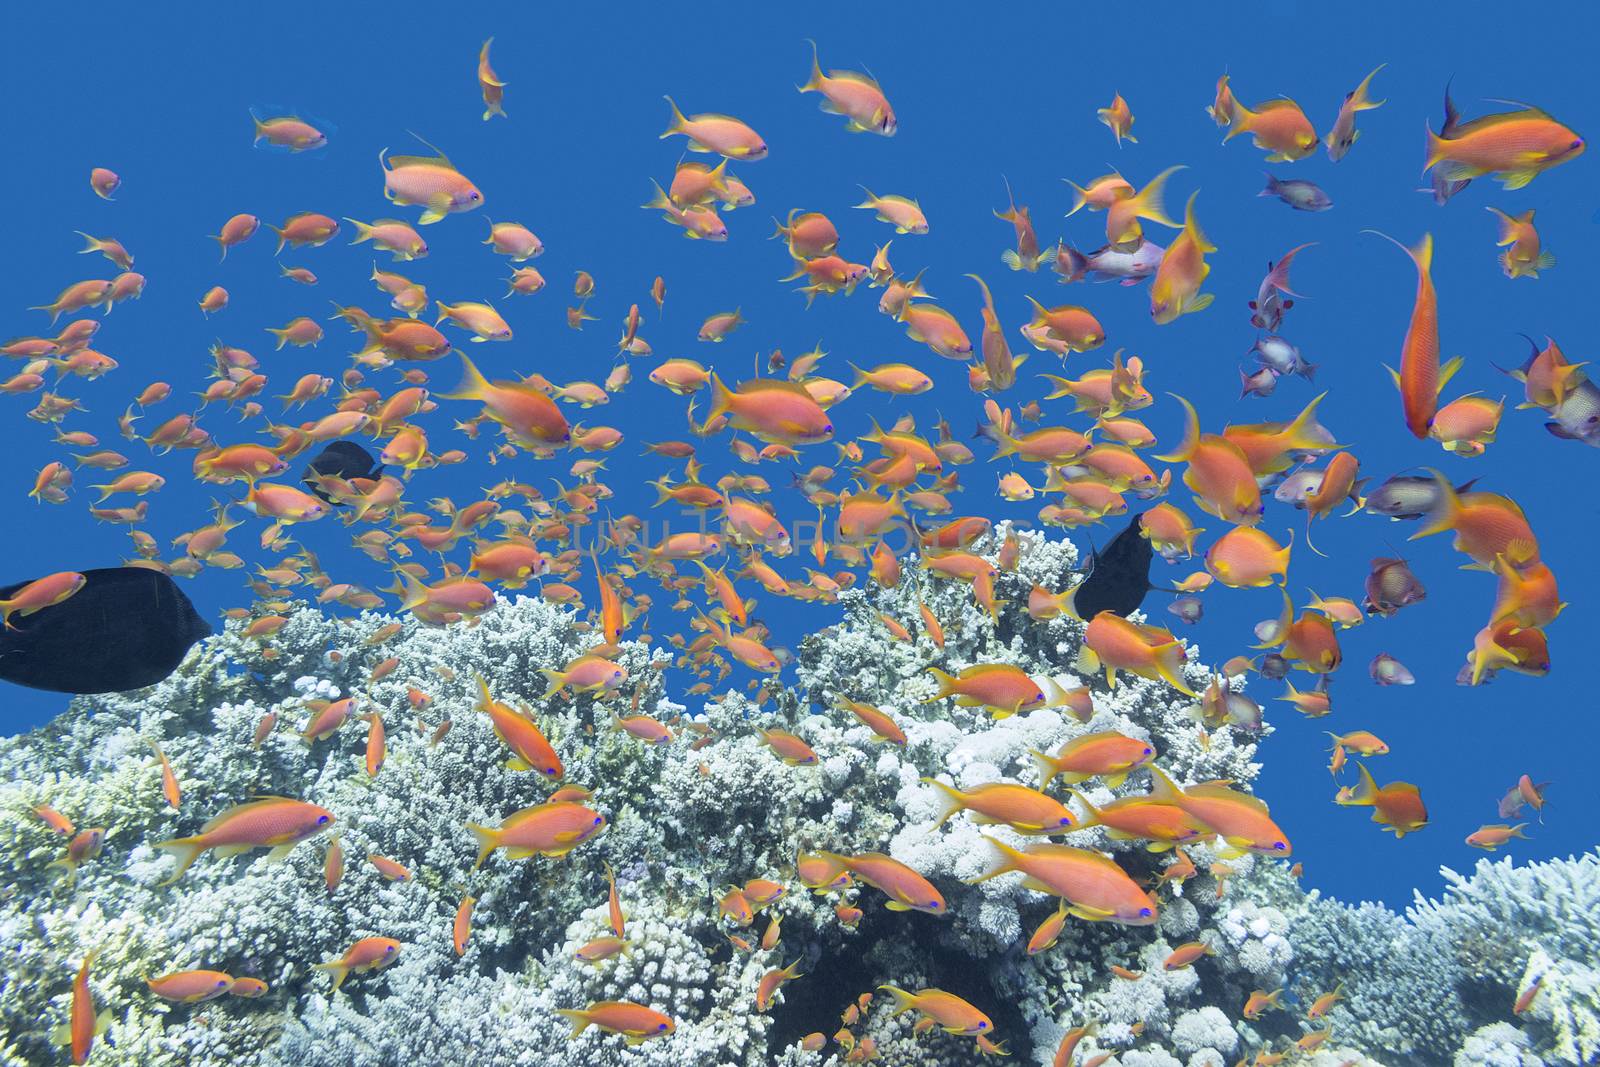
265 843 297 863
1067 903 1116 922
883 900 911 911
1184 293 1214 315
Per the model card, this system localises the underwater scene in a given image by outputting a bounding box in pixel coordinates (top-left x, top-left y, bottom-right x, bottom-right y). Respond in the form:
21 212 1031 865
3 6 1599 1066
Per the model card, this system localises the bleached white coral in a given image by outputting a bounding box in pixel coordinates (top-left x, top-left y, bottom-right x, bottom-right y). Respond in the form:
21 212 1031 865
1172 1005 1239 1057
1454 1022 1545 1067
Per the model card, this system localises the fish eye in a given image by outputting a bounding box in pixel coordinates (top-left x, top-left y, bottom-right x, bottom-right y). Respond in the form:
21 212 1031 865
317 815 330 824
593 816 602 824
1572 139 1584 149
1274 841 1286 850
929 900 941 909
978 1021 988 1029
658 1023 669 1031
1143 747 1153 755
1139 907 1153 917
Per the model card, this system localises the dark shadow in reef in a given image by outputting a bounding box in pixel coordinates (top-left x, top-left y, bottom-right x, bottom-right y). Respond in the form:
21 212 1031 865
764 906 1036 1061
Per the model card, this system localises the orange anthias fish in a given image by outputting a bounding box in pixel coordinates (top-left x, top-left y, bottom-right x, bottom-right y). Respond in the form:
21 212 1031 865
968 838 1158 924
1079 612 1197 697
1485 208 1555 279
467 801 607 868
814 851 945 915
797 40 895 135
155 797 334 883
1335 763 1428 837
924 663 1049 717
1218 77 1319 161
1368 231 1462 438
1149 193 1215 324
1097 92 1137 147
474 673 562 777
1411 472 1540 569
1425 101 1584 190
923 778 1074 834
1149 768 1291 856
1156 396 1261 526
557 1000 676 1044
879 985 994 1036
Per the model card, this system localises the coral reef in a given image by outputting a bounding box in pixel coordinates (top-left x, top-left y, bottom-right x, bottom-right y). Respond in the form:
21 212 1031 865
1 529 1596 1066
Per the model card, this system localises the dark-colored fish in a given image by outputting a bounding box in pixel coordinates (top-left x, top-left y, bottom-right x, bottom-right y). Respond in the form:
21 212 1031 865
1053 240 1164 285
1260 173 1332 212
0 567 211 694
1072 513 1156 619
1423 80 1473 205
1369 653 1415 686
1364 557 1426 617
1364 473 1477 520
1258 653 1290 680
1168 596 1204 625
301 441 383 503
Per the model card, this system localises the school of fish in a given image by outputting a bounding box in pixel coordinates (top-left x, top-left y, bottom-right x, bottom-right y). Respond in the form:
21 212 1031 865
8 42 1585 1067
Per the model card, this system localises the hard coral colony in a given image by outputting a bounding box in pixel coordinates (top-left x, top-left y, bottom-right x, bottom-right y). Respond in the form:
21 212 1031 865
0 20 1593 1067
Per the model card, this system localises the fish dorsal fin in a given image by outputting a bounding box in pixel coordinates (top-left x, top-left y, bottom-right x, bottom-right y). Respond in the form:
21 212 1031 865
387 132 456 171
1185 781 1268 813
202 796 298 832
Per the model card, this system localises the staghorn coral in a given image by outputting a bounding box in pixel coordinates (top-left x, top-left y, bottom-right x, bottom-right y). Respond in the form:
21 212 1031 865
0 528 1595 1067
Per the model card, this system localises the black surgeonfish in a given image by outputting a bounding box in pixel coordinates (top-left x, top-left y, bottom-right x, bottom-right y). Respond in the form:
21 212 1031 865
1070 512 1162 619
0 567 211 694
300 441 383 503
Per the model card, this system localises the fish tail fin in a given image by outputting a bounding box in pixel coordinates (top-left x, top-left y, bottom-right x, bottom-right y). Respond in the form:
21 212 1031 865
1029 749 1061 789
1154 643 1196 697
312 960 350 992
539 668 566 699
554 1008 592 1039
1411 469 1462 541
923 666 959 702
1423 124 1450 174
395 570 430 612
964 836 1025 884
1484 206 1518 245
1152 393 1200 463
1267 242 1315 298
439 351 491 402
1351 65 1386 111
343 218 373 245
1282 392 1331 451
1147 765 1185 804
798 39 824 93
659 95 687 139
919 777 967 829
643 179 673 213
1181 191 1214 253
1222 96 1256 139
1066 788 1104 828
153 836 206 884
465 822 500 870
1064 180 1091 217
1437 355 1465 396
1131 165 1185 228
706 371 736 425
853 185 878 210
877 984 919 1015
1412 231 1434 274
1341 763 1379 805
